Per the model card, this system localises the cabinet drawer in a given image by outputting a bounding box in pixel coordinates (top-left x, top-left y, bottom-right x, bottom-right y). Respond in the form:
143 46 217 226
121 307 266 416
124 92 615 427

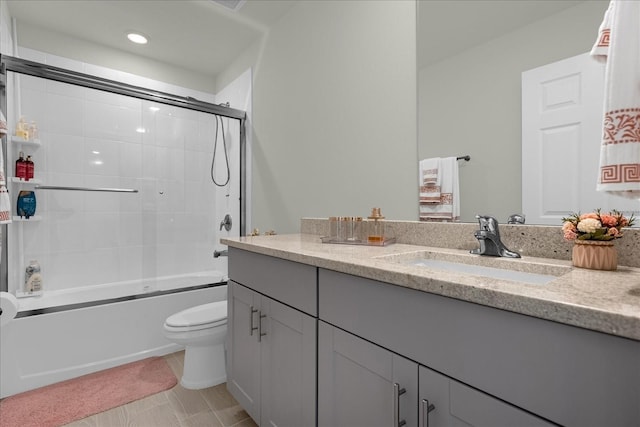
229 248 317 316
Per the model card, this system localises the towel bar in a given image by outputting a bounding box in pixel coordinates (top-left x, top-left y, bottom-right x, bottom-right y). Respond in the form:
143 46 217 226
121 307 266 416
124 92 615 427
34 185 138 193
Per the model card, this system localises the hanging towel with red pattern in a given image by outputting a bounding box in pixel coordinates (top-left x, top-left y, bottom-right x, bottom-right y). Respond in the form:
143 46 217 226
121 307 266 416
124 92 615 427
590 0 640 199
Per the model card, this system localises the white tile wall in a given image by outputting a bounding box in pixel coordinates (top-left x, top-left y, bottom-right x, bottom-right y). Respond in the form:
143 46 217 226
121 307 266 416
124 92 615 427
6 50 248 296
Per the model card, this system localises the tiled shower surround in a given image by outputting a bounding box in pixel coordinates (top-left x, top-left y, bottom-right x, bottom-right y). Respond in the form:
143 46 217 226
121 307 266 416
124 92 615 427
6 50 245 295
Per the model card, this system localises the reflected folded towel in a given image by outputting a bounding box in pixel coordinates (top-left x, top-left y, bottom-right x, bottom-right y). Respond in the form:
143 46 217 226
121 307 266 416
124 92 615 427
0 136 10 224
591 0 640 199
420 157 440 186
0 186 12 224
420 157 441 204
419 157 460 222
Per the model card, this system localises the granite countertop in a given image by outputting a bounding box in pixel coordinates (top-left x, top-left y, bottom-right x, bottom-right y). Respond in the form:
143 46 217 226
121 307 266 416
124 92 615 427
221 233 640 342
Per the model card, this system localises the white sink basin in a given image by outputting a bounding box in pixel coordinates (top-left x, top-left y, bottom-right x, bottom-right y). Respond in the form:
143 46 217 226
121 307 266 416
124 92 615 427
378 250 571 285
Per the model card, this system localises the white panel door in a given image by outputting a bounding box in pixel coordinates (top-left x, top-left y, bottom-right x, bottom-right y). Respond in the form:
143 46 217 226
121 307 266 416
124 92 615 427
522 53 639 225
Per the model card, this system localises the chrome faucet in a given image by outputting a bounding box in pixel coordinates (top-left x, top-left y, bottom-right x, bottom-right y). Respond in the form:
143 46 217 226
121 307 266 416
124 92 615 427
470 215 521 258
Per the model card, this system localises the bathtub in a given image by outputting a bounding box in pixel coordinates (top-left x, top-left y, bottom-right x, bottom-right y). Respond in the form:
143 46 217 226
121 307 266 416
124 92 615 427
0 272 227 398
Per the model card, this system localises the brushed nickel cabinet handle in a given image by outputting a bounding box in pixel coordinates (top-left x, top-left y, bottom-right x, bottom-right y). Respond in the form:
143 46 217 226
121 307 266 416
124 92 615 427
249 305 258 336
421 398 436 427
258 312 267 342
393 383 407 427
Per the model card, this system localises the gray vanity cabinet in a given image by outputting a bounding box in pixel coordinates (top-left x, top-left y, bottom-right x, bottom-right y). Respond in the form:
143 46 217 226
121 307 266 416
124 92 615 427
227 248 317 427
318 268 640 427
318 321 418 427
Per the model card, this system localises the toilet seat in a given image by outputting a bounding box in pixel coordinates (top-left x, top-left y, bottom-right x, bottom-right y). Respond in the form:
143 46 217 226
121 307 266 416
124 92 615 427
164 301 227 332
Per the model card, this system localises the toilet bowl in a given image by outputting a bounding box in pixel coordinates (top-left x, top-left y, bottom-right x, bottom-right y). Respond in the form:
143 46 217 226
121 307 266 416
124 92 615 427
163 301 227 389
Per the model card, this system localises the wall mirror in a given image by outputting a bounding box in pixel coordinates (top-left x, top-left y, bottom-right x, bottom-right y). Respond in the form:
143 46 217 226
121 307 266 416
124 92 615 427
5 0 636 227
418 0 637 225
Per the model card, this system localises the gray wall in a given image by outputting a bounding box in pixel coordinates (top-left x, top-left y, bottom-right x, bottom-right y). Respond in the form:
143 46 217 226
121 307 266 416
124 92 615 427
418 0 608 223
247 0 417 233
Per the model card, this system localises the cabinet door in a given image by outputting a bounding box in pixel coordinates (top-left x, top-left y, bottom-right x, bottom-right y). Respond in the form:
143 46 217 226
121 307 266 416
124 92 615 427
419 366 553 427
227 281 261 422
260 296 317 427
318 321 417 427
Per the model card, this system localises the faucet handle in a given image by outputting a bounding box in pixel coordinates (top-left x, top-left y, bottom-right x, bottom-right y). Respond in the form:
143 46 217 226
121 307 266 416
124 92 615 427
507 214 525 224
475 215 499 233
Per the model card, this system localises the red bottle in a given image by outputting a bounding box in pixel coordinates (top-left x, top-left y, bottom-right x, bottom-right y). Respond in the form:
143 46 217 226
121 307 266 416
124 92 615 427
15 151 27 180
25 155 34 181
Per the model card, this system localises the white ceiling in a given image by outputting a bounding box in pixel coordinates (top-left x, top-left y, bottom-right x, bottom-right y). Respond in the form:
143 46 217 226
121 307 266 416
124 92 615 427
6 0 590 77
5 0 297 77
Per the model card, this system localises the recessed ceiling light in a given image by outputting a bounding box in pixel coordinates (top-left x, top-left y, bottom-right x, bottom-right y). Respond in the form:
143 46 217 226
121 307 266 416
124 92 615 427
127 32 148 44
211 0 246 11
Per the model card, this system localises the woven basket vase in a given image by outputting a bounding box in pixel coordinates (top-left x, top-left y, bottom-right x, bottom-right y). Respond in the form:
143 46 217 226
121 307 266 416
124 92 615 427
572 240 618 271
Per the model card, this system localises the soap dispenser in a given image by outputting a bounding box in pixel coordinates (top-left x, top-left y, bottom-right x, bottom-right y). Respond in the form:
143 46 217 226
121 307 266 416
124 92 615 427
25 155 34 180
15 151 27 179
367 207 385 244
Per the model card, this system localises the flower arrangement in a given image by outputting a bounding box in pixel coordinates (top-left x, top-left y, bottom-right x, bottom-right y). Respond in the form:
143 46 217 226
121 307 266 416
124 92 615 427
562 209 635 241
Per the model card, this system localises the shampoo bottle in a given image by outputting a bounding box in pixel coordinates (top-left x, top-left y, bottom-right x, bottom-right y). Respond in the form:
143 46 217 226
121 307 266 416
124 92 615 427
15 117 28 140
25 260 43 293
25 155 34 180
15 151 27 179
29 121 39 141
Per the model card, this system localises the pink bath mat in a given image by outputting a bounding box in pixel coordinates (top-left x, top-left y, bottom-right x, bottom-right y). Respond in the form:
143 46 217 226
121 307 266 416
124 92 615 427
0 356 177 427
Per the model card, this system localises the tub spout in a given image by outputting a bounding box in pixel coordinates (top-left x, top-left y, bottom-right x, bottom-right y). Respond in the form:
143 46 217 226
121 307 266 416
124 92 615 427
213 250 228 258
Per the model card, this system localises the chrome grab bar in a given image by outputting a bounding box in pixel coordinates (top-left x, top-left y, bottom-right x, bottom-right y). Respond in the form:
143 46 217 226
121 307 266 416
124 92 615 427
34 185 138 193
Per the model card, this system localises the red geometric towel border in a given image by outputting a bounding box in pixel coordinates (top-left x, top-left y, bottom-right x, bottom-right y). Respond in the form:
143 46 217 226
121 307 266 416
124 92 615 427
601 164 640 183
597 29 610 47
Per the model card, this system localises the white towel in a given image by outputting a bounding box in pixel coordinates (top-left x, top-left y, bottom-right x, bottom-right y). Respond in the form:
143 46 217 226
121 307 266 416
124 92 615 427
0 137 11 224
419 157 460 222
591 0 640 199
419 157 441 204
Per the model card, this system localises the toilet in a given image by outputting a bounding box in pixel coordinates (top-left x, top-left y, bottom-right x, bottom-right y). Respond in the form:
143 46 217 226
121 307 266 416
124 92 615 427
163 301 227 389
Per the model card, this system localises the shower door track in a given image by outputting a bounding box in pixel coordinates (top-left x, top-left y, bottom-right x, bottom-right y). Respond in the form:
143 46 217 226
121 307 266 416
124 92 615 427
0 54 248 292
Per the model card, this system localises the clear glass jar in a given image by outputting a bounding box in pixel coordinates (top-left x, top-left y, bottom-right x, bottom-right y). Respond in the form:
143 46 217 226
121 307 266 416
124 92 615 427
352 217 364 242
329 216 339 240
338 216 351 241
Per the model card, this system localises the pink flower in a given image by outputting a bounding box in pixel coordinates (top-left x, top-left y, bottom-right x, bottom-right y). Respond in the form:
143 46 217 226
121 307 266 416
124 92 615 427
580 213 599 220
600 214 618 227
561 210 634 241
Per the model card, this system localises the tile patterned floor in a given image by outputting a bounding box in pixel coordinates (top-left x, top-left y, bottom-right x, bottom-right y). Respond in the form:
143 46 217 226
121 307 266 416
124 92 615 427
64 351 258 427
